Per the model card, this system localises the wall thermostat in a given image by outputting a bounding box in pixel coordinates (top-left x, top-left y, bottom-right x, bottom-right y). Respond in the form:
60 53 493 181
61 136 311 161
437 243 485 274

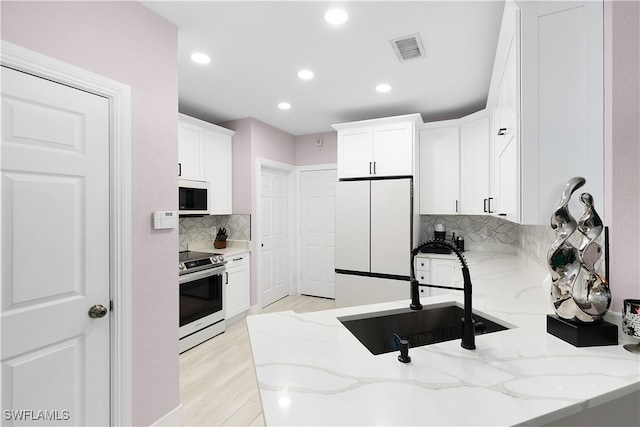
153 210 178 229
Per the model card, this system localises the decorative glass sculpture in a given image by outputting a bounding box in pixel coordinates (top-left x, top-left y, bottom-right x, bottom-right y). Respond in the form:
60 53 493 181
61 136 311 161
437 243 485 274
547 177 611 322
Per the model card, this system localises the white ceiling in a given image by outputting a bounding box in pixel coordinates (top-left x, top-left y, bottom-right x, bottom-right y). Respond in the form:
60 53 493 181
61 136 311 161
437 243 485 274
143 1 505 136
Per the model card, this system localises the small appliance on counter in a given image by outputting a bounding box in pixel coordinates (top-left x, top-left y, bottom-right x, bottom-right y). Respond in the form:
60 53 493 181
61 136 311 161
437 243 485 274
434 223 446 240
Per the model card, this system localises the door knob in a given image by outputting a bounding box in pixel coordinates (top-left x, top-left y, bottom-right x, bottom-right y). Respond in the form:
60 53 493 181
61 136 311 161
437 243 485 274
88 304 108 319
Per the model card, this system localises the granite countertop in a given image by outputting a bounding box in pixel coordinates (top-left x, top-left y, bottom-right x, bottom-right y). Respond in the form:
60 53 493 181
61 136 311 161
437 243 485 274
246 250 640 426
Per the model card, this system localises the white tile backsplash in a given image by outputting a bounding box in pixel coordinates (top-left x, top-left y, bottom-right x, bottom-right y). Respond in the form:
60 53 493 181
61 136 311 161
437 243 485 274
420 215 602 270
179 214 250 251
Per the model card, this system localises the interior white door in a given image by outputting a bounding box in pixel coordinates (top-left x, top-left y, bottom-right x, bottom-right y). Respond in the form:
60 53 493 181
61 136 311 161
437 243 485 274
299 169 337 299
1 66 110 425
260 168 289 307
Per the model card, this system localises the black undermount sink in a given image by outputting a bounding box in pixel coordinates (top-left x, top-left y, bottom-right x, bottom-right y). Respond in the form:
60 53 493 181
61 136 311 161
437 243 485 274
338 303 510 355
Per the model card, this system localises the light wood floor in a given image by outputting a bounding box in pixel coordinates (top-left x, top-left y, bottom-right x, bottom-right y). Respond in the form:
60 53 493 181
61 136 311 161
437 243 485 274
179 295 335 427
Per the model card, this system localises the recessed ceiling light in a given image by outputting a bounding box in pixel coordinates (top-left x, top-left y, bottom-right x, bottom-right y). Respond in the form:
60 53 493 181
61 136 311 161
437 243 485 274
376 83 392 93
324 9 348 25
297 70 314 80
190 52 211 64
278 102 292 110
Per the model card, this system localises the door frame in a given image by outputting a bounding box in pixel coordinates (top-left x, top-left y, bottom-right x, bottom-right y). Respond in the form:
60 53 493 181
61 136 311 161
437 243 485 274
255 158 296 308
295 163 337 295
1 41 133 425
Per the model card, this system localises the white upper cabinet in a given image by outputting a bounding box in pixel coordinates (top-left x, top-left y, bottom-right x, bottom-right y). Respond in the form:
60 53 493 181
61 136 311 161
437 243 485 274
333 114 422 179
337 127 373 178
419 112 490 215
460 115 491 215
372 122 415 176
204 129 233 214
178 121 205 181
419 125 460 215
519 0 604 224
485 0 604 224
487 0 521 222
179 114 235 214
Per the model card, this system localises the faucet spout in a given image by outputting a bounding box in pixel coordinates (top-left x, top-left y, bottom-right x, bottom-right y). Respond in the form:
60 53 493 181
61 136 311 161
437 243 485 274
409 239 476 350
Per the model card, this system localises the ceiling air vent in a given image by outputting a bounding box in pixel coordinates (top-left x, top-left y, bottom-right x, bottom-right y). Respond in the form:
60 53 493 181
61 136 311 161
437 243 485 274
390 33 426 62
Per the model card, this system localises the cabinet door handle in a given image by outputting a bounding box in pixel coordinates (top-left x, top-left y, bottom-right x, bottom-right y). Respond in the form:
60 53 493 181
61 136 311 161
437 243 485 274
369 162 372 175
483 198 488 213
488 197 494 214
497 128 507 136
373 161 376 175
178 163 182 177
225 272 229 284
455 200 459 213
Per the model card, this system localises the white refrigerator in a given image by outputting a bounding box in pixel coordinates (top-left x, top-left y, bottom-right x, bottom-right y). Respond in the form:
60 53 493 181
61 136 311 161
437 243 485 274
334 177 417 307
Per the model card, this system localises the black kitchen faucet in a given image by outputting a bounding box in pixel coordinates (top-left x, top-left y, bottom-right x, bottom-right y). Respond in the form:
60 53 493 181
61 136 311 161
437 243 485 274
409 239 476 350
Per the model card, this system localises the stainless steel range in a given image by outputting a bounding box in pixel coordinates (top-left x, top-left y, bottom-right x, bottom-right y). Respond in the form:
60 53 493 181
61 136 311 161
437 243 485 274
179 251 226 353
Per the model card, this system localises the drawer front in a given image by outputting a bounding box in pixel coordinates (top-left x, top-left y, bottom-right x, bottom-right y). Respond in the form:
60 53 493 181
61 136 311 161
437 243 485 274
226 254 249 270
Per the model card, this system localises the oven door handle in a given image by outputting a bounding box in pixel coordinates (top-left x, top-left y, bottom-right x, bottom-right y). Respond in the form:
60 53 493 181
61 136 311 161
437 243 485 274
179 266 226 284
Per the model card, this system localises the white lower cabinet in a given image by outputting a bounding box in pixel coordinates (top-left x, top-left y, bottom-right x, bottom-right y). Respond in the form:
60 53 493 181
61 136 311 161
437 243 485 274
415 254 460 297
225 253 250 322
430 257 459 296
414 257 431 298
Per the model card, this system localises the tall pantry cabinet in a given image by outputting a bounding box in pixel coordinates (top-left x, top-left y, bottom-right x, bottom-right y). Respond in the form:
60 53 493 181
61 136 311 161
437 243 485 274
333 114 423 308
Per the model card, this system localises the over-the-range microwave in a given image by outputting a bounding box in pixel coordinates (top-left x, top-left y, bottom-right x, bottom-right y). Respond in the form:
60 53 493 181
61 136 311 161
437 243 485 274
179 179 209 215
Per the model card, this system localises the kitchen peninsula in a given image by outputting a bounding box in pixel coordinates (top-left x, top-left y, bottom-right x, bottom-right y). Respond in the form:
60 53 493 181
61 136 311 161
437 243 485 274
247 249 640 426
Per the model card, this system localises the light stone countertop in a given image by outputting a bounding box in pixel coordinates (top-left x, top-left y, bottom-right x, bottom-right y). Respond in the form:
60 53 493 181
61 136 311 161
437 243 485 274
187 239 251 258
246 250 640 426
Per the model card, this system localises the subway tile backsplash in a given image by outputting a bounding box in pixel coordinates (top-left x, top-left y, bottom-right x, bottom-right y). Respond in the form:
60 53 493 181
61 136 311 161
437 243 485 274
179 214 250 251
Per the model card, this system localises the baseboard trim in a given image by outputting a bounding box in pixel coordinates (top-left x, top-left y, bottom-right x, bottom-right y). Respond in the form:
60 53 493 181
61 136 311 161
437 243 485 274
151 404 182 427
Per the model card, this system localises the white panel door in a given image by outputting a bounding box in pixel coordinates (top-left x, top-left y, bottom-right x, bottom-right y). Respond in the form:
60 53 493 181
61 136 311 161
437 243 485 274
1 67 110 425
300 169 337 299
370 178 412 277
260 169 289 307
334 180 370 273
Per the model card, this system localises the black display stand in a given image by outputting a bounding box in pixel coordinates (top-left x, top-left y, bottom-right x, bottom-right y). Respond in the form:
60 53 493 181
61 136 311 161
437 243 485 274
547 315 618 347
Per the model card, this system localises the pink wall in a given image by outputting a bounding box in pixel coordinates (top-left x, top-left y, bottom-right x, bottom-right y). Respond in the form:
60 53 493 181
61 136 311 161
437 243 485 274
252 119 297 165
295 131 338 166
220 117 299 305
1 2 180 425
604 1 640 311
223 118 253 214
